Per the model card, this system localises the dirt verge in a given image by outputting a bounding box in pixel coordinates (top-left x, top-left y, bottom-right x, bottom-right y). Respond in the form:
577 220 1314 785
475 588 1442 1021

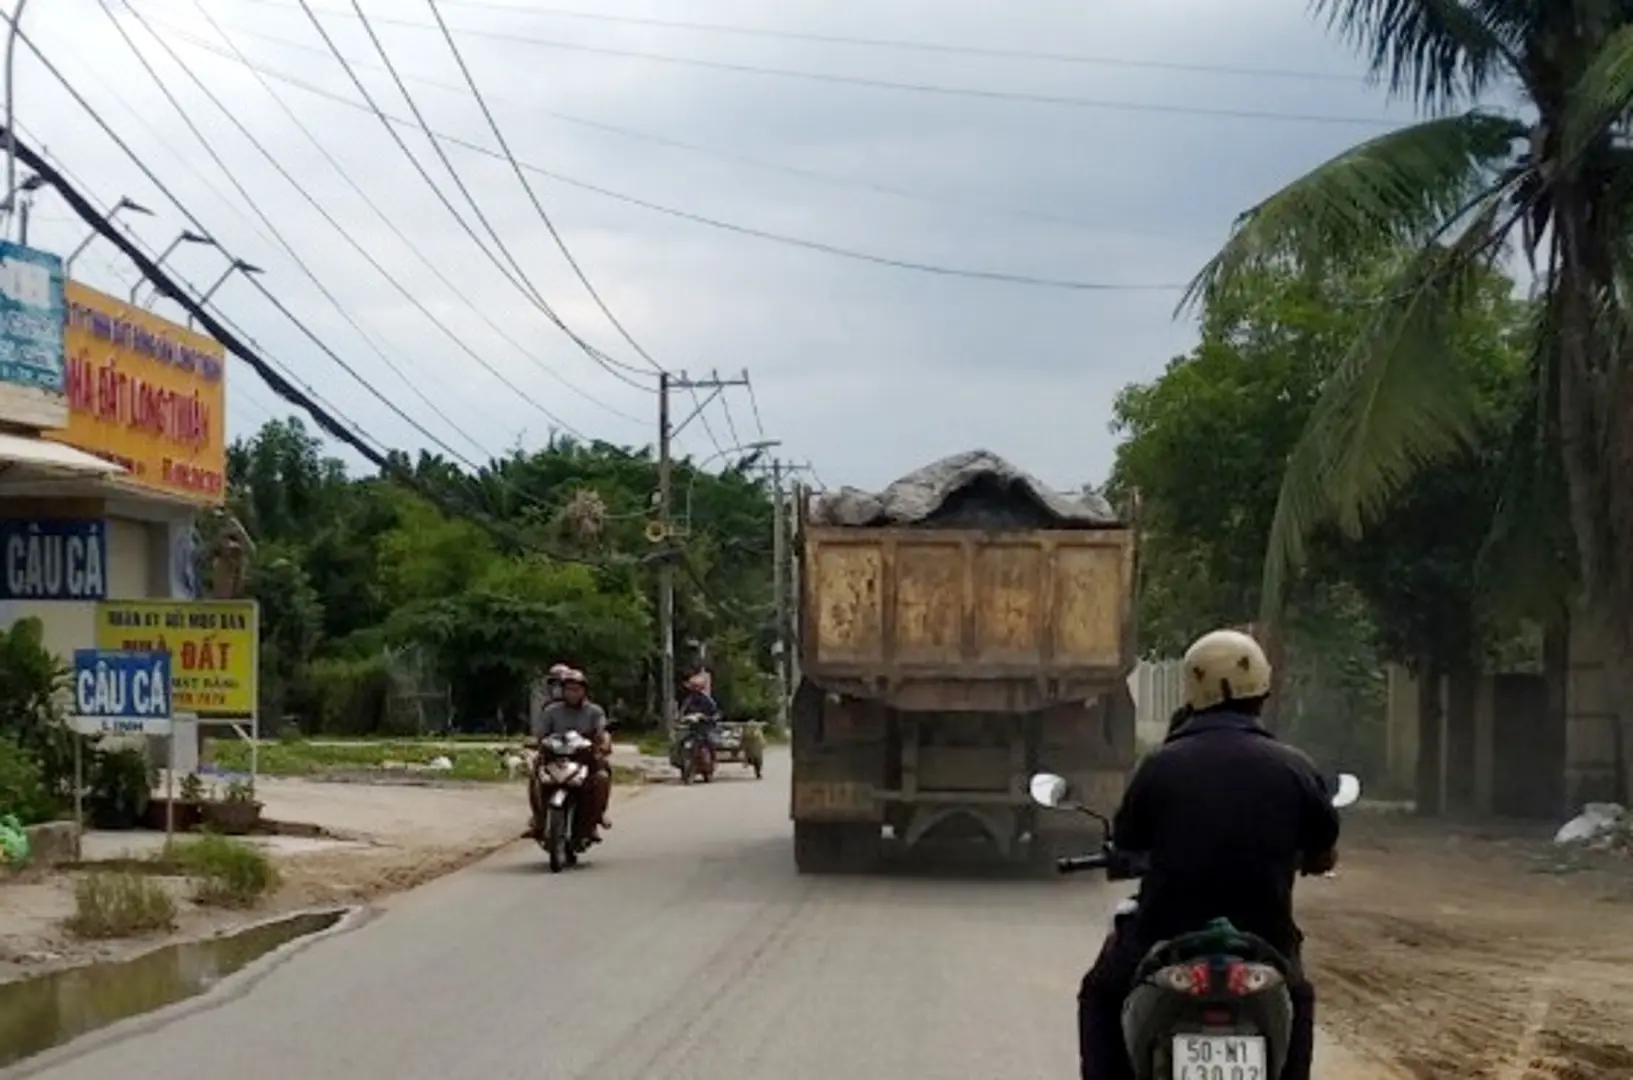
1302 810 1633 1079
0 778 645 986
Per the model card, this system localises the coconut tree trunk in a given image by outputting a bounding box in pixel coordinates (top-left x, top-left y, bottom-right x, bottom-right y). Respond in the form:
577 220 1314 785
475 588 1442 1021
1552 193 1633 802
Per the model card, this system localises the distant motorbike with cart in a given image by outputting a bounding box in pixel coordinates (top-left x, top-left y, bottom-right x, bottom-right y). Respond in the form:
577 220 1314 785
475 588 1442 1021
669 713 766 784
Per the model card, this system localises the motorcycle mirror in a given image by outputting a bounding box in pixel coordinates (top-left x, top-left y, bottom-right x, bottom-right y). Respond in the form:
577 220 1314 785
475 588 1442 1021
1332 773 1362 808
1029 773 1071 809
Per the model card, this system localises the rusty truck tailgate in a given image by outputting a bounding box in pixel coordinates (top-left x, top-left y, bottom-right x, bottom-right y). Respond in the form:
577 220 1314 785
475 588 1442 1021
800 525 1131 705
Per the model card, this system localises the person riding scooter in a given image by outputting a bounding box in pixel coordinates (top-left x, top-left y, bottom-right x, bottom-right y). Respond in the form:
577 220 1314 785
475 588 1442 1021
529 669 612 846
1076 629 1340 1080
679 670 722 722
673 670 723 765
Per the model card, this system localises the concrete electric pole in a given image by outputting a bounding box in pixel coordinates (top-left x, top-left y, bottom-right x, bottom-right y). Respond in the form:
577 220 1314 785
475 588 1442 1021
770 458 788 730
655 370 748 726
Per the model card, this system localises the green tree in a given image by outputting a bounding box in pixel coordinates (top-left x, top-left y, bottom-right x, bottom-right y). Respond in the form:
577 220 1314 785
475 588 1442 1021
223 418 777 734
1112 259 1528 789
1187 0 1631 791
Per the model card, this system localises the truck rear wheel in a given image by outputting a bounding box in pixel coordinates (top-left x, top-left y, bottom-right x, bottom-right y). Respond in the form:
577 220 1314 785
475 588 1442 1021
794 822 877 874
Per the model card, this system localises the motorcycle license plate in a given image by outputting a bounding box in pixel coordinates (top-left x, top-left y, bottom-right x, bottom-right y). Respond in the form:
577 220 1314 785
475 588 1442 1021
1171 1034 1267 1080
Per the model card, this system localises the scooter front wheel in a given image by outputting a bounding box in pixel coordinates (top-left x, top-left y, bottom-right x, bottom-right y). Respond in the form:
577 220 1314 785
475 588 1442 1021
545 807 568 872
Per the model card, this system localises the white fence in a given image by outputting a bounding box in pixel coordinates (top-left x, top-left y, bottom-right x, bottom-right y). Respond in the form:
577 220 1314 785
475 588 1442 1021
1129 658 1186 749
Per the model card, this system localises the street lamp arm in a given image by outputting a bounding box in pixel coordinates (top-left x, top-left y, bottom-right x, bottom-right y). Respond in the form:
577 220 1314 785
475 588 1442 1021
1 0 30 239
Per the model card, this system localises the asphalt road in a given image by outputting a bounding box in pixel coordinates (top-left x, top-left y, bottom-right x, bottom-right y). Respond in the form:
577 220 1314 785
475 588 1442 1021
19 751 1377 1080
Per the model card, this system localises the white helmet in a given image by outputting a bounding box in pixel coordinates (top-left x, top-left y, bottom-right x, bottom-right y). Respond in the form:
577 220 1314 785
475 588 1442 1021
1182 629 1272 712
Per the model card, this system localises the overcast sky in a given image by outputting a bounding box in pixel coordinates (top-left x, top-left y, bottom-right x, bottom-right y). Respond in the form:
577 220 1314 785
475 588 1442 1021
12 0 1420 491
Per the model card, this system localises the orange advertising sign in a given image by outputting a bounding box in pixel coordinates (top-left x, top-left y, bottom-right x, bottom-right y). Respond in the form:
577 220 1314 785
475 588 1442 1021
49 282 226 503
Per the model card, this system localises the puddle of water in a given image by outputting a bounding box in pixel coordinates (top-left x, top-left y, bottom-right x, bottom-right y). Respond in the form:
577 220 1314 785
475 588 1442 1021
0 910 343 1068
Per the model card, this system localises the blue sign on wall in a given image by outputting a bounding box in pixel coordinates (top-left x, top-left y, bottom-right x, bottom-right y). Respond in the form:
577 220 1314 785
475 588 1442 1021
0 241 65 394
72 649 172 720
0 519 107 600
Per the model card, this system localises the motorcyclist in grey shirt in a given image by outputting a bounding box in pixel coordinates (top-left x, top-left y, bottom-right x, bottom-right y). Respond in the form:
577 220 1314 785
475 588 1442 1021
528 670 612 844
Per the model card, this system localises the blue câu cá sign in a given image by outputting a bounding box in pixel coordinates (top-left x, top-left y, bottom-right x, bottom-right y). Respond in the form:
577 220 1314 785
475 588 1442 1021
0 519 107 600
72 650 172 734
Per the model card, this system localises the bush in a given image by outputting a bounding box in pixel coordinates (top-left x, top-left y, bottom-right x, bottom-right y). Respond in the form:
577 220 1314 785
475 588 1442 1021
0 735 52 825
0 618 73 800
87 747 154 830
289 654 396 736
67 872 177 938
169 834 279 907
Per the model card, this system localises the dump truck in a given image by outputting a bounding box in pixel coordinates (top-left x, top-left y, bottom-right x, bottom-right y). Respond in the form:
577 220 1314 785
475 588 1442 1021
790 450 1137 873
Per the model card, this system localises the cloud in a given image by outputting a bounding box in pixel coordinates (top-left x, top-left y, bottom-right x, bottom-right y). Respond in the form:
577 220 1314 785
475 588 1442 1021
14 0 1412 490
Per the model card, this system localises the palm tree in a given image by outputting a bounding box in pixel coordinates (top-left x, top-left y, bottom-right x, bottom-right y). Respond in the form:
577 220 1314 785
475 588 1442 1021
1188 1 1633 795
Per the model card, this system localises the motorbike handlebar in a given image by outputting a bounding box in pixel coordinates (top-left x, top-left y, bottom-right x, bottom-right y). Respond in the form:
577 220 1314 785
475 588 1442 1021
1056 853 1111 875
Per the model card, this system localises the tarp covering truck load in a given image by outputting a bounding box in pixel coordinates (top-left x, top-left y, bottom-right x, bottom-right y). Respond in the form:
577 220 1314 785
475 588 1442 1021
791 450 1137 872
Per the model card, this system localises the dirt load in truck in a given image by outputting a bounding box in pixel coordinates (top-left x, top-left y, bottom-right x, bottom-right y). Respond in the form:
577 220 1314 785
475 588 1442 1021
791 449 1136 873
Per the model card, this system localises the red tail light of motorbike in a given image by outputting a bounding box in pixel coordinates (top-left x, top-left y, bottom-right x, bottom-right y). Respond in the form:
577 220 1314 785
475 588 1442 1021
1156 962 1212 995
1224 961 1282 996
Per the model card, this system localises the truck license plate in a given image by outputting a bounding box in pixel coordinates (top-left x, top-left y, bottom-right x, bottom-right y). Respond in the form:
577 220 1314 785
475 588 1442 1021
793 781 872 817
1171 1034 1266 1080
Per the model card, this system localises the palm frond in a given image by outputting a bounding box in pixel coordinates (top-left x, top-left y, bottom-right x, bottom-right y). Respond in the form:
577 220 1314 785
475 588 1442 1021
1475 323 1575 623
1184 112 1523 312
1316 0 1524 109
1259 229 1502 618
1563 25 1633 164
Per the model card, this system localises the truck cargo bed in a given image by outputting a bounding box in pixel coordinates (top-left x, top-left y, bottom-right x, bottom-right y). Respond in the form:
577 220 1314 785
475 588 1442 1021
799 525 1133 711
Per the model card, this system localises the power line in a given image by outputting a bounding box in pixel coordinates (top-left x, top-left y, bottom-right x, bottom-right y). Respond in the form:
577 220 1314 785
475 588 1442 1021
11 125 617 566
99 0 496 465
424 0 665 378
122 21 1190 293
19 117 396 457
222 0 1394 126
145 9 1160 236
113 0 631 439
688 384 728 459
373 0 1359 82
745 373 767 440
182 0 646 426
14 29 545 466
301 0 656 389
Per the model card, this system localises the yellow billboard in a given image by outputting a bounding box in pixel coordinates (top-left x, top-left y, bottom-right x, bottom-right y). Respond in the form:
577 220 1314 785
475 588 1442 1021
50 282 227 504
94 600 259 718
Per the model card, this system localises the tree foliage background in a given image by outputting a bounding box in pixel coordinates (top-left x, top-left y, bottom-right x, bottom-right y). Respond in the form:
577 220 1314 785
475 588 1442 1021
1110 257 1534 780
224 419 779 735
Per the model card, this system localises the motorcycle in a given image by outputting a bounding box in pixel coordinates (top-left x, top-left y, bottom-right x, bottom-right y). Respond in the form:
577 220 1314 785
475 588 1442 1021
536 730 596 872
1029 770 1362 1080
673 712 718 785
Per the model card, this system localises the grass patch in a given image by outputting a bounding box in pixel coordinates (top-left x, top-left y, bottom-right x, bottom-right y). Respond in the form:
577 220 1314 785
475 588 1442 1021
211 740 511 782
66 872 177 938
168 835 280 908
213 738 662 783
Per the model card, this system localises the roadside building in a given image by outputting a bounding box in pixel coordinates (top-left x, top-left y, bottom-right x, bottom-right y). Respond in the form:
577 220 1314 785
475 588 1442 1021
0 257 225 690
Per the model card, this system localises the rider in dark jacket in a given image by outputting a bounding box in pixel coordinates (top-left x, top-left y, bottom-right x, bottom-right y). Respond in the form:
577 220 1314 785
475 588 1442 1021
679 671 723 721
1077 629 1340 1080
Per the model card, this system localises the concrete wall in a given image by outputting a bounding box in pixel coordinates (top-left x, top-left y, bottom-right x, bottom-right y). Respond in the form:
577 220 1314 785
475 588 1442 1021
1381 663 1559 818
1565 618 1621 805
1383 664 1419 797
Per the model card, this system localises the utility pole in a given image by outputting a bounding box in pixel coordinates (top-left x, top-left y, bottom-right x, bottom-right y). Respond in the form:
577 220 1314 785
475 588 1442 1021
658 371 673 727
771 459 788 731
655 369 748 726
